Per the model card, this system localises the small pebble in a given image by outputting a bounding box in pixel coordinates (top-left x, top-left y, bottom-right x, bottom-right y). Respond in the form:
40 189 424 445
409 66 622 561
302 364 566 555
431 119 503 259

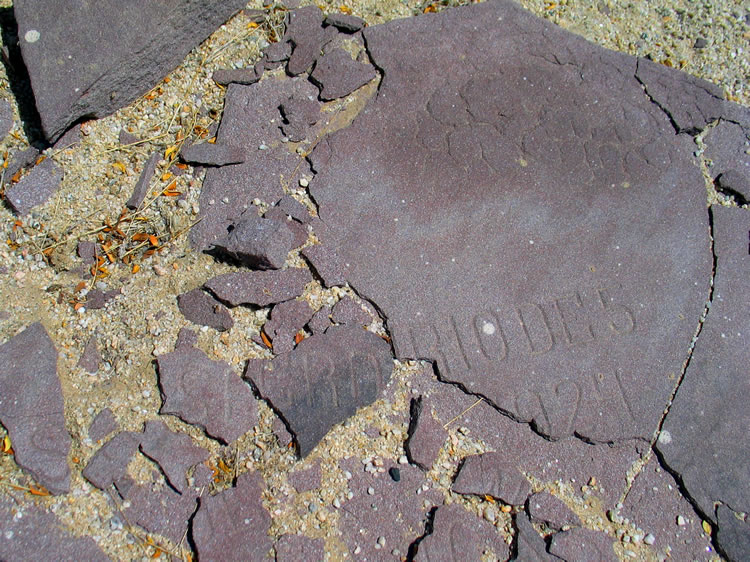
367 486 375 495
299 177 309 187
677 515 687 526
644 533 655 545
389 467 400 482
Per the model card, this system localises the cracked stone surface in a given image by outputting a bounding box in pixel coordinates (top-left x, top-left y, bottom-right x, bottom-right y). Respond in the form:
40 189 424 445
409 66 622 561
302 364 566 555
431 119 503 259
13 0 247 141
548 527 617 561
275 534 325 559
177 287 233 331
87 408 118 443
263 298 315 354
405 396 446 471
703 120 750 203
139 420 209 493
213 212 297 269
204 267 311 307
514 511 558 561
82 431 140 491
527 491 580 531
0 322 70 494
123 483 198 545
309 48 377 101
452 451 532 506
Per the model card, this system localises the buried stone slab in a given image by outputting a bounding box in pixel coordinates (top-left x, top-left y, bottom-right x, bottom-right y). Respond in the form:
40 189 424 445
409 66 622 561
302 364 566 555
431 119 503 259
514 511 558 562
548 527 617 561
309 47 377 101
263 298 315 354
139 420 209 493
204 267 311 307
0 322 70 494
177 288 233 331
405 396 446 471
308 0 718 443
13 0 247 142
82 431 140 491
245 325 393 456
213 212 297 269
452 451 531 506
656 206 750 530
5 157 63 215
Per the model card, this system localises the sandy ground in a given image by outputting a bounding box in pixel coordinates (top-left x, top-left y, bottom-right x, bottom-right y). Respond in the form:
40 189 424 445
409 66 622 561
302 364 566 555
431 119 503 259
0 0 746 560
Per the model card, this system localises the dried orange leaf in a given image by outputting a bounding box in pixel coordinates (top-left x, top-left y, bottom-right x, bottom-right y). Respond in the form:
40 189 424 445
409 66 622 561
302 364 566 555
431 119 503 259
143 248 156 258
206 137 216 144
132 232 149 242
148 234 159 246
484 494 495 503
28 485 51 496
74 281 87 292
11 169 22 183
163 76 171 83
163 190 181 197
247 21 259 29
260 330 273 349
73 302 84 311
35 155 46 165
294 331 305 345
164 145 179 160
175 162 188 170
132 264 140 274
113 162 127 174
2 434 12 453
161 172 173 182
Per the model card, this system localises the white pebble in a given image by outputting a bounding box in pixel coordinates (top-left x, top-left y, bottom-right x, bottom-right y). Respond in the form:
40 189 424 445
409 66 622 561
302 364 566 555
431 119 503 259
24 29 40 43
644 533 655 545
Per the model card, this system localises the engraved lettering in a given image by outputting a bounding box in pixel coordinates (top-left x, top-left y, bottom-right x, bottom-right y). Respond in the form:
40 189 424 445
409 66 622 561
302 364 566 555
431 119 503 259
597 286 635 334
555 292 596 345
516 303 554 355
472 312 508 360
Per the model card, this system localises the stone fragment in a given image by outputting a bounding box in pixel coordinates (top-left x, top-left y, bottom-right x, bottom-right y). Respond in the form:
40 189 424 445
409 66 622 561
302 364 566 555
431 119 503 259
331 295 373 326
716 504 750 562
514 512 557 561
452 452 531 505
13 0 247 141
716 170 750 203
0 98 13 140
656 206 750 524
4 146 39 182
288 459 321 493
179 143 246 166
324 13 365 32
157 343 256 444
118 129 139 146
204 268 311 307
192 472 272 560
263 298 315 354
84 288 118 310
276 194 311 223
177 288 234 331
300 243 346 287
0 496 108 561
190 76 317 250
310 48 376 100
275 535 325 560
635 57 725 134
5 157 63 215
175 326 199 348
0 323 70 494
415 504 510 561
88 408 118 443
527 491 580 530
52 124 81 150
263 39 292 67
548 527 617 562
77 240 97 264
139 420 209 493
126 151 159 210
309 0 714 443
212 65 263 86
263 206 309 248
405 396 446 471
124 483 198 544
279 94 320 141
703 118 750 204
307 305 331 334
246 325 392 456
77 335 101 374
285 6 326 76
82 431 140 490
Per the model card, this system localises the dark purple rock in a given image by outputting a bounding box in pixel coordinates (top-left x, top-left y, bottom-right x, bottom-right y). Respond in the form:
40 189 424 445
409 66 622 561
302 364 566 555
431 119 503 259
118 129 139 146
716 504 750 562
204 267 311 307
324 13 365 32
703 121 749 186
656 206 750 525
452 452 531 505
309 0 714 444
0 322 70 494
288 459 321 492
126 151 159 210
527 491 580 531
0 98 13 140
276 194 311 223
192 471 272 560
124 483 198 544
307 305 331 334
263 206 309 248
0 496 108 561
279 94 320 141
405 396 446 471
300 243 346 287
157 343 256 444
415 503 510 561
5 157 63 215
514 512 557 561
175 326 199 348
548 527 616 561
331 295 373 326
715 170 750 203
275 535 325 560
139 420 209 493
635 57 725 134
177 288 234 331
179 143 246 166
212 67 263 86
264 39 292 64
52 124 81 150
84 288 117 310
77 335 100 374
264 298 315 354
88 408 118 443
215 212 296 269
13 0 247 142
285 6 326 76
310 48 376 100
190 76 317 250
82 431 140 490
245 325 392 456
77 240 97 264
4 146 39 182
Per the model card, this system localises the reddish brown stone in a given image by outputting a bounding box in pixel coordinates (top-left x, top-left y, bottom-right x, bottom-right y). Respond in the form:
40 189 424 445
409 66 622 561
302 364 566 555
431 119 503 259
177 288 234 331
548 527 616 561
5 158 63 215
452 452 531 506
405 396 446 471
204 267 311 307
139 420 209 493
82 431 140 491
527 491 580 531
88 408 118 443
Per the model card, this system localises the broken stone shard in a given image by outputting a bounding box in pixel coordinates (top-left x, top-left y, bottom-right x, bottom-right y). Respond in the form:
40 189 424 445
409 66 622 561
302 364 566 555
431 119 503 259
0 322 70 494
123 483 198 544
214 212 296 269
263 298 315 354
177 288 234 332
703 119 750 203
514 512 557 562
452 452 531 505
77 335 101 374
331 295 374 326
212 65 263 86
139 420 209 493
0 98 13 140
280 94 321 141
415 504 510 561
5 157 63 215
309 48 376 101
324 13 365 33
405 396 446 471
285 5 326 76
179 143 246 166
300 243 346 287
716 504 750 562
246 325 393 456
4 147 39 183
307 305 331 334
192 471 272 561
309 0 715 443
126 151 159 210
526 491 580 531
204 267 311 307
716 170 750 203
276 194 311 223
13 0 247 141
157 343 256 444
88 408 118 443
548 527 617 561
656 206 750 527
82 431 140 491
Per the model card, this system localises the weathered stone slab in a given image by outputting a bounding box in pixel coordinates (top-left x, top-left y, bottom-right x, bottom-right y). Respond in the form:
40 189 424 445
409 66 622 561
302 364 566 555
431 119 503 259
280 94 320 141
88 408 118 443
126 151 159 210
716 504 750 562
139 420 209 493
0 496 108 561
212 65 263 86
5 157 63 215
287 459 321 493
214 212 295 269
285 6 326 76
703 119 750 203
264 298 315 354
157 342 256 444
308 0 715 443
204 267 311 307
300 243 346 287
548 527 616 561
514 512 557 561
405 396 446 471
307 305 331 334
0 98 13 140
179 143 246 166
177 288 233 331
276 194 311 223
331 295 373 327
452 451 531 505
416 504 509 561
656 206 750 527
275 535 325 560
4 147 39 183
527 491 579 531
192 472 272 560
13 0 247 142
324 13 365 33
124 483 198 544
0 322 70 494
77 335 101 374
310 48 376 101
82 431 140 490
245 325 392 456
